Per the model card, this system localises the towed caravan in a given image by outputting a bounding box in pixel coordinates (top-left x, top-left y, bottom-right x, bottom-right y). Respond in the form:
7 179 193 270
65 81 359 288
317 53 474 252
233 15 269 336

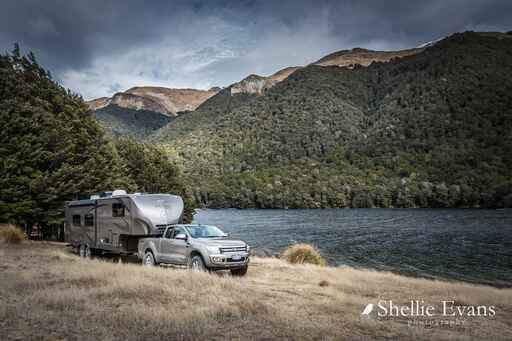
65 190 184 257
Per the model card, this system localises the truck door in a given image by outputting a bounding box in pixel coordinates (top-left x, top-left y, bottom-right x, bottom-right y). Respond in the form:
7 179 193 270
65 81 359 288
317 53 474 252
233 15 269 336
167 226 188 265
159 227 175 262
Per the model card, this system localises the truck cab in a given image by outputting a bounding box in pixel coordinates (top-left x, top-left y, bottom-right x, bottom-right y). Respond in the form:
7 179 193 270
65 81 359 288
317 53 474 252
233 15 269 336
138 224 250 276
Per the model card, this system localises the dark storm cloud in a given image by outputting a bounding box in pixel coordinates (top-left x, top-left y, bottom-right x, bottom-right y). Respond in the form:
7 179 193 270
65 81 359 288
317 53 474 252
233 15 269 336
1 0 510 99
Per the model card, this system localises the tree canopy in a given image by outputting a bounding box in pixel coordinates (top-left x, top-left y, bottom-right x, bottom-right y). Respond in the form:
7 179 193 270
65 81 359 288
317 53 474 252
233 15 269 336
0 46 192 227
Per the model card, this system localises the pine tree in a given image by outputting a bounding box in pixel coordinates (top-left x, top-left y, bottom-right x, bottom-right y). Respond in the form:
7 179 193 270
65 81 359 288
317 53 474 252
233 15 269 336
0 46 134 228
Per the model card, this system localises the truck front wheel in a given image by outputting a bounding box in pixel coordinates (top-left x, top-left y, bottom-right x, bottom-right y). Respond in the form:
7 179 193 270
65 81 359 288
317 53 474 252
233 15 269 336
230 265 248 276
189 254 206 272
143 251 157 267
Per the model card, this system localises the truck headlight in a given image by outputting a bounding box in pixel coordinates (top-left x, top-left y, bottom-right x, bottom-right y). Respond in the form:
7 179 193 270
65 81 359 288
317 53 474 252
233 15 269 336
206 246 220 254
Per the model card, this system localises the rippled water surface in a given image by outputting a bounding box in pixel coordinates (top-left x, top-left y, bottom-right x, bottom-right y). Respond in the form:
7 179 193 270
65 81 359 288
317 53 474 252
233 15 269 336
193 209 512 286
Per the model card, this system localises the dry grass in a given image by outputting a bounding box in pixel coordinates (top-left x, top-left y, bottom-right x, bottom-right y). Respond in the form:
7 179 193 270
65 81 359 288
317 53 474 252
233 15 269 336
0 224 26 244
1 242 511 341
281 243 326 266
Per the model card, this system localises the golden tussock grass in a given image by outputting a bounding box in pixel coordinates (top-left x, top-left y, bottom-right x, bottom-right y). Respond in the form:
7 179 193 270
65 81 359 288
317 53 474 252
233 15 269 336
1 242 511 341
281 243 326 266
0 224 26 244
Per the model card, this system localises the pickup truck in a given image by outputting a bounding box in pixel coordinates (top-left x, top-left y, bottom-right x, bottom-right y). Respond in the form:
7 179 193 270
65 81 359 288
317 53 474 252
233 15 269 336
137 224 250 276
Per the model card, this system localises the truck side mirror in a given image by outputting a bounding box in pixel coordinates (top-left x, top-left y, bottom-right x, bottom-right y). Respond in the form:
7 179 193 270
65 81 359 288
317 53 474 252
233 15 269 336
175 233 187 241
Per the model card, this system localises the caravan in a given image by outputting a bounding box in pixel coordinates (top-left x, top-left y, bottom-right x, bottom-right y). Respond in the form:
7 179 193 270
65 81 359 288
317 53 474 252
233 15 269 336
65 190 184 257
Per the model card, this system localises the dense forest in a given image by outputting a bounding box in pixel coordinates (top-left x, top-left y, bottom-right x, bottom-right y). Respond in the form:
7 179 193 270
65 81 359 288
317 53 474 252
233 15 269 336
0 46 192 235
95 104 172 138
155 32 512 209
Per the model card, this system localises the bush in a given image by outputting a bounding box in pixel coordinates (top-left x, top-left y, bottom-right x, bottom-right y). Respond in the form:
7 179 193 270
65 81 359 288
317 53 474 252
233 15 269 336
281 243 326 266
0 224 26 244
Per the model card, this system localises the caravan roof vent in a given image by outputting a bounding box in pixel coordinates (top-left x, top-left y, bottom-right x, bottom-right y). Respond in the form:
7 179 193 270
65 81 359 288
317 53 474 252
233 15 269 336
112 189 127 196
90 194 100 200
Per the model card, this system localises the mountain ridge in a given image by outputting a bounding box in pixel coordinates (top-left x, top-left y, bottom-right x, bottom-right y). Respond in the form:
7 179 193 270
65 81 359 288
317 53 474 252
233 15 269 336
86 86 219 116
153 31 512 209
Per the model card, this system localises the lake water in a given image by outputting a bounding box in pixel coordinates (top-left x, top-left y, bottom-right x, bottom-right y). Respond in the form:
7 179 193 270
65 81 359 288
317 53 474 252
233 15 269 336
193 208 512 287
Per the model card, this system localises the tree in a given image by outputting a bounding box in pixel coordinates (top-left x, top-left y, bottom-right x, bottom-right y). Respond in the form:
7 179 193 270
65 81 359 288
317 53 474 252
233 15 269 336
114 137 194 222
0 47 134 228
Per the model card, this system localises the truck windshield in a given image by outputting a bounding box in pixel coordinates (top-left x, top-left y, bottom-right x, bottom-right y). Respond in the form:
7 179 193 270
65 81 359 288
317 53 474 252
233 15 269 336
186 225 227 238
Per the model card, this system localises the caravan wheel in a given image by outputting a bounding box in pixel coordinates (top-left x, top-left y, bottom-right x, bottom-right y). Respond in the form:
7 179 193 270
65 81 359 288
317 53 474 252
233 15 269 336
79 244 86 258
85 245 92 258
79 244 92 258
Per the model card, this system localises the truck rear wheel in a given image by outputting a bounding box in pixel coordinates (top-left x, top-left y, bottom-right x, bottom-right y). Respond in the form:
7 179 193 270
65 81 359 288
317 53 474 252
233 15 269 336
143 251 157 267
230 265 248 277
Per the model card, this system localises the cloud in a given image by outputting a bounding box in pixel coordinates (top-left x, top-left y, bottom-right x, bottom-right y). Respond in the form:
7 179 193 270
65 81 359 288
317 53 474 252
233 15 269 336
1 0 511 99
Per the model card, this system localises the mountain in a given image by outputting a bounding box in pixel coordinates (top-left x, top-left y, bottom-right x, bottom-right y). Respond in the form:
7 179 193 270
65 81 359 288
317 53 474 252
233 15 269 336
89 46 422 137
189 47 427 116
154 31 512 209
86 86 219 136
229 66 302 96
94 104 172 138
87 86 219 116
87 96 110 110
313 47 423 67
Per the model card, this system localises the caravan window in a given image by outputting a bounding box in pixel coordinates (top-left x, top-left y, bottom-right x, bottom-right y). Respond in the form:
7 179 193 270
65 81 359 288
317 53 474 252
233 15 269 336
112 203 125 217
84 214 94 226
72 215 81 226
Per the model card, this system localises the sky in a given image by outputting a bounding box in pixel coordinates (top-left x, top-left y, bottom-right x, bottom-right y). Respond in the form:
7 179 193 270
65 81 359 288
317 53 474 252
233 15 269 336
1 0 511 100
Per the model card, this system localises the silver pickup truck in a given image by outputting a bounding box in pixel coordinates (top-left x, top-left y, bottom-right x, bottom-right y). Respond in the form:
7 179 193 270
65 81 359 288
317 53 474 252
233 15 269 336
137 224 250 276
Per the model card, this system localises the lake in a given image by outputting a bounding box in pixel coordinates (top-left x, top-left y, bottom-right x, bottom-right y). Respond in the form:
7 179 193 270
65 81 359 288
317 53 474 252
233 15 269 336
193 208 512 287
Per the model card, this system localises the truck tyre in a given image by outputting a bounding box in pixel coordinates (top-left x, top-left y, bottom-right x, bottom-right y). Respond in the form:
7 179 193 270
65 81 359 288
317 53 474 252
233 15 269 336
189 254 206 272
230 265 248 277
143 251 157 267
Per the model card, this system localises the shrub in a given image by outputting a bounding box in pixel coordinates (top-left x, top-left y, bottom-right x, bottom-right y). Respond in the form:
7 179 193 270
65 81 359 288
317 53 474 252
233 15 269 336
0 224 26 244
281 243 326 266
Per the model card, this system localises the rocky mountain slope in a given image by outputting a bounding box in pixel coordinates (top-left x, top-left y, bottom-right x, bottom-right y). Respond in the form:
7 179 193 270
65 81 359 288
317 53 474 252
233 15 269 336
87 86 219 136
154 32 512 209
313 47 423 67
87 86 219 116
191 47 427 115
229 67 302 96
88 45 423 137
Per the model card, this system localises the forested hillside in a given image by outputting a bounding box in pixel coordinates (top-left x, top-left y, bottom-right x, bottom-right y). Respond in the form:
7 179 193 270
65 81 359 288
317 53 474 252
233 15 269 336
155 32 512 209
94 104 172 137
0 46 192 231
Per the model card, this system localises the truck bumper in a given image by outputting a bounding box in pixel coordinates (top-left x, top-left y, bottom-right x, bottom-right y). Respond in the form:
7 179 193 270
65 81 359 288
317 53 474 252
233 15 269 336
206 252 250 269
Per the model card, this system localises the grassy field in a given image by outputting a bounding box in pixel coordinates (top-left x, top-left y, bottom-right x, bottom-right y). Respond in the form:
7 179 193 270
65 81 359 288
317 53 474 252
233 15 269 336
1 241 511 341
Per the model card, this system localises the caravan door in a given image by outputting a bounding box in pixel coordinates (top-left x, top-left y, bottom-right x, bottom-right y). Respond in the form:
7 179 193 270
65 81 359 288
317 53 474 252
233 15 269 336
96 197 132 250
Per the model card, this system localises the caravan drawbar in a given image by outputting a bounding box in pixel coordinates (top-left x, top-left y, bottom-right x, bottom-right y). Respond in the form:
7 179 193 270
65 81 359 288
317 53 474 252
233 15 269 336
64 190 184 256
